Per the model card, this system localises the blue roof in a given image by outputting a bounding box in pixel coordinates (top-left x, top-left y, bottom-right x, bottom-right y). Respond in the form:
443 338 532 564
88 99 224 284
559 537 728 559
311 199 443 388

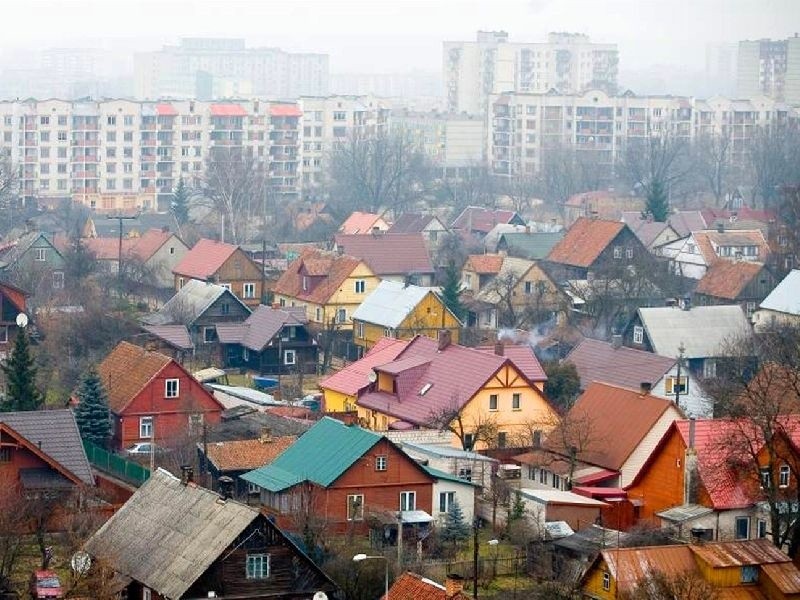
241 417 382 492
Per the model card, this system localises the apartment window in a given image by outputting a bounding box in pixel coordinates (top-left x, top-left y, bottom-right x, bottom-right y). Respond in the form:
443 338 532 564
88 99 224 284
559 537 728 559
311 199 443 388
124 131 133 142
439 491 455 514
512 393 521 410
354 279 366 293
283 349 296 365
245 554 270 579
106 179 116 190
633 326 644 345
57 147 67 158
107 115 116 126
123 178 132 190
40 131 49 142
35 248 47 262
203 327 217 343
540 469 547 484
552 473 561 489
40 162 49 173
780 465 790 487
347 494 364 520
602 572 610 591
39 116 49 125
243 282 256 299
52 271 64 290
375 455 387 471
760 467 771 489
400 491 416 511
665 376 688 395
57 163 67 174
106 163 116 174
333 111 346 121
489 394 498 411
57 131 67 141
165 378 179 398
333 127 347 138
139 416 153 439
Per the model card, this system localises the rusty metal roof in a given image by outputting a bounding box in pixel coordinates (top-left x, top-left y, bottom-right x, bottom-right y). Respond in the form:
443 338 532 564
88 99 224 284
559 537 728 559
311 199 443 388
690 538 790 568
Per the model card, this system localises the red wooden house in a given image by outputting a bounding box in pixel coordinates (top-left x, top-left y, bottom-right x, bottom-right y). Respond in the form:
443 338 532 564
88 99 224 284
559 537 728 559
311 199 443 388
97 341 224 451
0 280 28 355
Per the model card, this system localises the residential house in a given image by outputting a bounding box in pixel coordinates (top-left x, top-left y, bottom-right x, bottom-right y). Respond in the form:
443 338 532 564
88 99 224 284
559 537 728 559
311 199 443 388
334 233 436 286
565 337 710 418
338 211 390 235
384 572 473 600
199 433 297 498
660 228 770 280
754 269 800 332
0 281 28 360
626 304 753 382
581 539 800 599
460 254 504 296
172 238 264 307
84 468 340 600
208 406 311 443
388 213 449 250
394 441 498 496
242 417 438 538
619 216 681 252
319 337 409 413
272 248 380 328
352 280 461 350
495 231 565 261
694 260 777 318
0 231 65 293
142 280 251 364
96 341 224 450
544 217 650 282
427 466 480 526
355 332 555 449
216 305 318 375
450 206 525 238
564 191 645 226
516 488 608 532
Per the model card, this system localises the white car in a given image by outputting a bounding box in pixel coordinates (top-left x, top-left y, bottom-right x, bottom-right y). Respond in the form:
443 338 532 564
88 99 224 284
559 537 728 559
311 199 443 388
124 442 167 456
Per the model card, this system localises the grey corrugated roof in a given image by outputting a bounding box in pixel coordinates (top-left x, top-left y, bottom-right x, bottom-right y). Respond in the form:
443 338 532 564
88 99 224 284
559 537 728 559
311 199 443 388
760 270 800 316
143 279 251 327
637 305 752 359
216 305 307 351
84 468 259 600
498 231 565 259
399 441 498 462
140 325 194 350
352 281 446 328
566 338 676 390
0 409 94 485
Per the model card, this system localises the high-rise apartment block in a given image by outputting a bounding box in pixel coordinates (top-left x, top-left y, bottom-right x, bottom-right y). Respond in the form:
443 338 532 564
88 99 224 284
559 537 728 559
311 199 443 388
444 31 619 115
737 35 800 104
134 38 329 100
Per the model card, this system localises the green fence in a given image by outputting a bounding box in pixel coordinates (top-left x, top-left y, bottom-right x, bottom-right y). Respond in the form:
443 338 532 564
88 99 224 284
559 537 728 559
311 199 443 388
83 440 151 487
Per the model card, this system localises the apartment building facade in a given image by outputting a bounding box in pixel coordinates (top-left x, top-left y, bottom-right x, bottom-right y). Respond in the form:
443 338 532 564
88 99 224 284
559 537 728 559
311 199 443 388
737 35 800 105
444 31 618 115
488 89 797 178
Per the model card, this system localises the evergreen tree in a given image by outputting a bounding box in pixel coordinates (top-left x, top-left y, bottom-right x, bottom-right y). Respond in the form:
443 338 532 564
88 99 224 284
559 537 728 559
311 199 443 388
508 491 526 525
440 498 471 547
543 360 582 412
441 261 465 322
73 367 111 447
646 179 669 222
171 178 191 226
0 327 43 412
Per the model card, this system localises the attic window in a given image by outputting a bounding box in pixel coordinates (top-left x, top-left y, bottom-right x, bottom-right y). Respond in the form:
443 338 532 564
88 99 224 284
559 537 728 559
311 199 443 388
419 383 433 396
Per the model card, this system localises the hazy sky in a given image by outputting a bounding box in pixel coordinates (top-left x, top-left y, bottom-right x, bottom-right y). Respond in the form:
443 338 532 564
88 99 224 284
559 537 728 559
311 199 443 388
2 0 799 72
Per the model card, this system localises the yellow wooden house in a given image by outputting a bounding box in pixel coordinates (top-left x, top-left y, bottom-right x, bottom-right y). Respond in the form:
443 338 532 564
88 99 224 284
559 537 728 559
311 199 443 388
272 248 380 327
351 280 462 350
355 333 555 449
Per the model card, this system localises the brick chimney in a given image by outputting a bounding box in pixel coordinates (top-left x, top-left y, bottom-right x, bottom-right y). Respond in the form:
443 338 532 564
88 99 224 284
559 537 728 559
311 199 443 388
494 341 504 356
437 329 452 351
180 465 194 485
640 382 652 395
259 427 272 444
445 574 464 598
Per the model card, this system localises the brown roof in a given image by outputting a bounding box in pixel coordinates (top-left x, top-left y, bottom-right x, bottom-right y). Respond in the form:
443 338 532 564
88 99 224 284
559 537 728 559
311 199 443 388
546 217 625 268
334 233 434 276
693 229 770 267
172 238 238 279
382 572 471 600
690 539 791 568
451 206 524 233
600 545 697 594
273 248 365 305
565 338 676 391
761 562 800 595
203 436 296 471
694 260 765 300
465 254 504 274
97 341 172 413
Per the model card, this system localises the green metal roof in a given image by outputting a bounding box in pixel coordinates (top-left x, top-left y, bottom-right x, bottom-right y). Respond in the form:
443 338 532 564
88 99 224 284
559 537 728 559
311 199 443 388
422 465 480 488
499 231 564 260
241 417 382 492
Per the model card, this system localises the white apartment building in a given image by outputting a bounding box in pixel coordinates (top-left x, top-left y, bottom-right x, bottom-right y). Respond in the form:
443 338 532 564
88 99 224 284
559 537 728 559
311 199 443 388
737 36 800 105
487 89 797 178
0 99 303 209
134 38 329 100
297 95 390 190
444 31 618 116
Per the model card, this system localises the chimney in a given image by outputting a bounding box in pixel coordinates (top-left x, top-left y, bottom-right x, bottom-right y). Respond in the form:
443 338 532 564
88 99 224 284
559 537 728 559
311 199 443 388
640 382 652 395
259 427 272 444
611 334 622 349
716 222 725 233
684 418 698 504
533 430 542 448
494 341 504 356
688 417 696 450
445 574 464 598
180 465 194 485
218 475 234 500
437 329 452 351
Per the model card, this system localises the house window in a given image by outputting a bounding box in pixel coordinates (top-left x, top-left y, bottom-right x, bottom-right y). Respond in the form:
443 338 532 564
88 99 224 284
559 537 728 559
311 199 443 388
489 394 498 411
220 283 231 291
245 554 270 579
439 491 455 514
315 307 322 321
354 279 366 293
540 469 547 484
279 298 286 307
400 491 416 511
780 465 790 487
746 301 756 317
512 393 521 410
283 349 296 365
665 376 688 395
758 519 768 538
0 447 11 462
458 467 473 481
741 565 758 584
613 246 622 259
735 516 750 540
552 473 561 489
347 494 364 520
625 247 634 259
463 434 475 451
243 282 256 299
498 432 507 448
356 321 365 338
221 302 230 315
139 416 153 439
0 326 8 343
142 587 151 600
524 281 533 294
165 378 179 398
35 248 47 261
203 327 217 343
633 326 644 345
703 359 717 379
188 413 203 430
336 308 347 324
178 277 185 288
375 455 387 471
242 348 249 362
247 482 260 494
52 271 64 289
760 467 771 489
602 572 610 591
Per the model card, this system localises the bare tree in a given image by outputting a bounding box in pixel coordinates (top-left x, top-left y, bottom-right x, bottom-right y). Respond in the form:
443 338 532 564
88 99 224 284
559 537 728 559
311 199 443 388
0 484 27 594
428 392 498 451
693 131 734 205
748 122 800 209
619 570 720 600
437 164 498 214
503 173 540 215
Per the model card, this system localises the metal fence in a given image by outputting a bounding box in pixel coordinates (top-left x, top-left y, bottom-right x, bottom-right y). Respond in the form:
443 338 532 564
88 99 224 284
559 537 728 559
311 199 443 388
411 553 528 583
83 440 151 487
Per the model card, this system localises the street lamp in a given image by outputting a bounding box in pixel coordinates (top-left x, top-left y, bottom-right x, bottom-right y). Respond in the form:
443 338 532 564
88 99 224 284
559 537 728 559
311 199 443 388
353 553 388 600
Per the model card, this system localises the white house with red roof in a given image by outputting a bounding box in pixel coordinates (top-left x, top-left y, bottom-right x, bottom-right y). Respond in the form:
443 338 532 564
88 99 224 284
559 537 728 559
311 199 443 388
338 211 390 235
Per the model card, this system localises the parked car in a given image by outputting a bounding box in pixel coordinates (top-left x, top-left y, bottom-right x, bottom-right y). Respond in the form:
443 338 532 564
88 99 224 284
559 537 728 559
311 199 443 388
29 571 62 600
124 442 168 456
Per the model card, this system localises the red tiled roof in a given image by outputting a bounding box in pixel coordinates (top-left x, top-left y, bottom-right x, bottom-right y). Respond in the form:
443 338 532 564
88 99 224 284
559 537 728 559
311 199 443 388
338 211 386 235
383 572 471 600
273 248 366 305
451 206 524 234
565 338 676 391
320 337 409 396
334 233 434 276
97 341 172 413
269 104 302 117
155 103 178 116
465 254 504 274
173 238 238 280
210 103 247 117
128 229 175 261
204 436 296 471
695 261 765 300
546 217 625 268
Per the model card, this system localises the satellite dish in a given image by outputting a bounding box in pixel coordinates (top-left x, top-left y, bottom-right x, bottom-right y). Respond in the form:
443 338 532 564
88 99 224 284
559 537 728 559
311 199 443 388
313 593 328 600
367 370 377 383
15 313 28 329
70 551 91 575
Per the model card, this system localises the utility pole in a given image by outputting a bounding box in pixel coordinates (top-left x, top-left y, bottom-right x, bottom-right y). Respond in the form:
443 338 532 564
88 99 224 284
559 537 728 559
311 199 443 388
107 213 138 284
472 518 479 599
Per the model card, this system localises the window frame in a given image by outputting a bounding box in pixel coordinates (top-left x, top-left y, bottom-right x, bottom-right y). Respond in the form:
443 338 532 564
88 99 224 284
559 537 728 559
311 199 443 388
633 325 644 345
665 376 688 395
165 378 180 398
0 447 11 462
489 394 499 411
347 494 364 521
602 572 610 591
34 247 47 262
243 282 256 299
400 490 417 512
283 349 296 365
203 326 216 343
439 491 456 514
375 455 387 471
735 516 750 540
780 464 790 488
139 416 153 439
245 553 270 580
0 325 8 344
354 279 366 294
512 393 521 410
